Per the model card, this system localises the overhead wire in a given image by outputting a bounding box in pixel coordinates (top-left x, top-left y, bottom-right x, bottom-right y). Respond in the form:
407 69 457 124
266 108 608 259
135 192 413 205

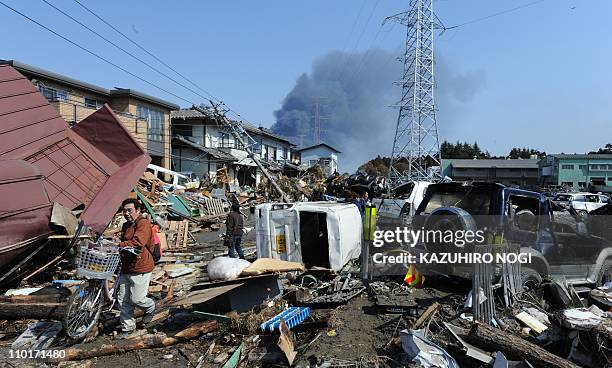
336 0 382 79
71 0 223 105
40 0 214 103
445 0 548 30
0 0 195 105
70 0 265 129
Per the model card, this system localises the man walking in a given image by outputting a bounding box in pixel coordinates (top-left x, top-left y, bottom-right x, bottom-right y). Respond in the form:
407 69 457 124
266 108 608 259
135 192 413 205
117 198 156 339
225 203 245 259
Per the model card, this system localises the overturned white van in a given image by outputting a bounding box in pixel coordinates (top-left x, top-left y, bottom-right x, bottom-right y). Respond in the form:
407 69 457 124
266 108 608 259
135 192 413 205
255 202 362 271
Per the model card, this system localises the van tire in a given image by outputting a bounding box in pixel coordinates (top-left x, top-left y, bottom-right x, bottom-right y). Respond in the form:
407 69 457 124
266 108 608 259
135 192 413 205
596 260 612 287
521 267 542 291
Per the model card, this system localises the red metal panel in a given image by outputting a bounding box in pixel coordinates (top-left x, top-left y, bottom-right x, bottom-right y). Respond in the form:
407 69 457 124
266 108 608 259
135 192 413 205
0 65 150 236
0 160 53 267
72 106 150 232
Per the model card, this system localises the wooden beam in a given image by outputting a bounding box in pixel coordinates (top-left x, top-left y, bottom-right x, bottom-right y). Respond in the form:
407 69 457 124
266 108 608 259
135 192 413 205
467 322 580 368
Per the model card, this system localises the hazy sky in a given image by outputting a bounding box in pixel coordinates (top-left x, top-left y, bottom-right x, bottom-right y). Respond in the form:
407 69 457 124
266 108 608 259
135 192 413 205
1 0 610 171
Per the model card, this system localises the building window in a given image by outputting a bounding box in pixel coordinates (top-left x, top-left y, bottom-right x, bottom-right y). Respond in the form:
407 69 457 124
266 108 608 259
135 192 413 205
38 85 69 102
309 159 318 167
84 98 99 109
219 133 231 148
173 124 192 137
578 181 587 188
235 137 244 150
578 164 587 170
137 105 165 142
561 181 574 187
608 177 612 182
561 164 574 170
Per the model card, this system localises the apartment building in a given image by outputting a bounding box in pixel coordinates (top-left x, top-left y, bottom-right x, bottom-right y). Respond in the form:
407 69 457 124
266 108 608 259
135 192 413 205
0 60 179 168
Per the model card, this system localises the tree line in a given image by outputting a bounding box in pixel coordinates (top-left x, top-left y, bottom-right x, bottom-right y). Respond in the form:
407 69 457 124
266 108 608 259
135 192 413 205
358 142 611 177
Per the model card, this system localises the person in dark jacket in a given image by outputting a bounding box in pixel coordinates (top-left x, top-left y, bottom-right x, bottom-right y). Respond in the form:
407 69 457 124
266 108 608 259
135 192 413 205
116 198 156 338
225 203 245 259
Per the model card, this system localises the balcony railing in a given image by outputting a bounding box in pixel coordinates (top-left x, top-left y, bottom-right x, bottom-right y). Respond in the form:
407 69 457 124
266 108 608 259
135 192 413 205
218 142 245 150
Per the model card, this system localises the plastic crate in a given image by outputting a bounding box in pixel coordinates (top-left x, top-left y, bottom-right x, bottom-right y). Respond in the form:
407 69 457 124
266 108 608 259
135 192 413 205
260 307 310 332
76 243 120 280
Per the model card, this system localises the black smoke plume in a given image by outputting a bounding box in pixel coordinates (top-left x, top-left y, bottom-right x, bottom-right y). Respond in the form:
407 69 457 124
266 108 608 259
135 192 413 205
271 48 484 172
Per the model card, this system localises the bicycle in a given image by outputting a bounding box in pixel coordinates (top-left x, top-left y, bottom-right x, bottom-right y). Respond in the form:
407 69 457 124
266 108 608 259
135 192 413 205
62 241 139 340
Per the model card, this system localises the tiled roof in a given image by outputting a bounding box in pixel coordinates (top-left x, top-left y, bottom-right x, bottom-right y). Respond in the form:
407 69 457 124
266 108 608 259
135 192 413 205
171 108 291 143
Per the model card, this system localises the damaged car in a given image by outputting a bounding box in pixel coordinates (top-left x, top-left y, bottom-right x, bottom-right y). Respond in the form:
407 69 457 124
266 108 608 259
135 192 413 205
410 182 612 288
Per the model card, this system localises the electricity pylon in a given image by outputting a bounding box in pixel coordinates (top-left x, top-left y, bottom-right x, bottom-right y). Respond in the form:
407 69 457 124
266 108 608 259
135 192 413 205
387 0 444 187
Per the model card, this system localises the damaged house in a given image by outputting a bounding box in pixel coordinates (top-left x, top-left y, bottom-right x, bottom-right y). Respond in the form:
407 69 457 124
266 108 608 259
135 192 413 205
0 63 150 281
0 60 178 169
170 108 298 186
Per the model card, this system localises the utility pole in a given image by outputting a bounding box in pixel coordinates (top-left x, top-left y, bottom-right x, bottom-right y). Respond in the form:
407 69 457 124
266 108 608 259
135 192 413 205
386 0 444 188
193 103 291 203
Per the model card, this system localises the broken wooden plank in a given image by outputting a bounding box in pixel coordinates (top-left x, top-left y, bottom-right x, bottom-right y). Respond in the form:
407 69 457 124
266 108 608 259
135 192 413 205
172 284 243 307
57 321 218 362
412 302 440 329
0 302 65 319
467 322 579 368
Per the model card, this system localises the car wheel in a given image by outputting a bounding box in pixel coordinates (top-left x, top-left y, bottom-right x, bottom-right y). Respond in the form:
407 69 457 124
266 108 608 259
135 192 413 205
521 267 542 291
596 260 612 287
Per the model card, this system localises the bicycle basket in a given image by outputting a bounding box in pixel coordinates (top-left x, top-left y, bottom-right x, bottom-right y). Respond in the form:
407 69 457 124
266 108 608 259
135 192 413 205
76 242 120 279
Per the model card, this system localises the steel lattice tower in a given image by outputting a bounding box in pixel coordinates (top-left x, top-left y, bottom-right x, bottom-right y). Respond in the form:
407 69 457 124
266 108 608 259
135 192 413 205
387 0 441 186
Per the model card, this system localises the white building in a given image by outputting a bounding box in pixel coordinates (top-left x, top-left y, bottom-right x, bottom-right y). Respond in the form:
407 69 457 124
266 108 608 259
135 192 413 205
298 143 340 177
170 108 296 186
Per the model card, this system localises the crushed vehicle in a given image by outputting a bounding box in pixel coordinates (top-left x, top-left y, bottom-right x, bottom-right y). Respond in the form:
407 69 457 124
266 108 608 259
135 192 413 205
146 163 196 191
371 180 431 227
255 202 362 271
410 182 612 287
552 192 610 215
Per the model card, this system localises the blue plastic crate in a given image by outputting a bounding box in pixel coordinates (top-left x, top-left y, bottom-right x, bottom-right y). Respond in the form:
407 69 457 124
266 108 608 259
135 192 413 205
260 307 310 332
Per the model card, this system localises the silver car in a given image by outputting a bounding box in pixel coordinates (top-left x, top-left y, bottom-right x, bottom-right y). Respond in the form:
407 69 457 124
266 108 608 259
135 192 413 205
553 192 610 215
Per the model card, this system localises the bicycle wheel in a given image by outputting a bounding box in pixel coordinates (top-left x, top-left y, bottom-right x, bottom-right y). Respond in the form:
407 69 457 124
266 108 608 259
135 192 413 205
63 280 104 340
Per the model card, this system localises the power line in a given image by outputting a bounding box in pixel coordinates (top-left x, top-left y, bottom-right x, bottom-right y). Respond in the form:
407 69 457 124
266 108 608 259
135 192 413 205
339 0 368 55
71 0 223 104
0 1 195 105
40 0 211 103
446 0 548 30
70 0 264 130
337 0 382 78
